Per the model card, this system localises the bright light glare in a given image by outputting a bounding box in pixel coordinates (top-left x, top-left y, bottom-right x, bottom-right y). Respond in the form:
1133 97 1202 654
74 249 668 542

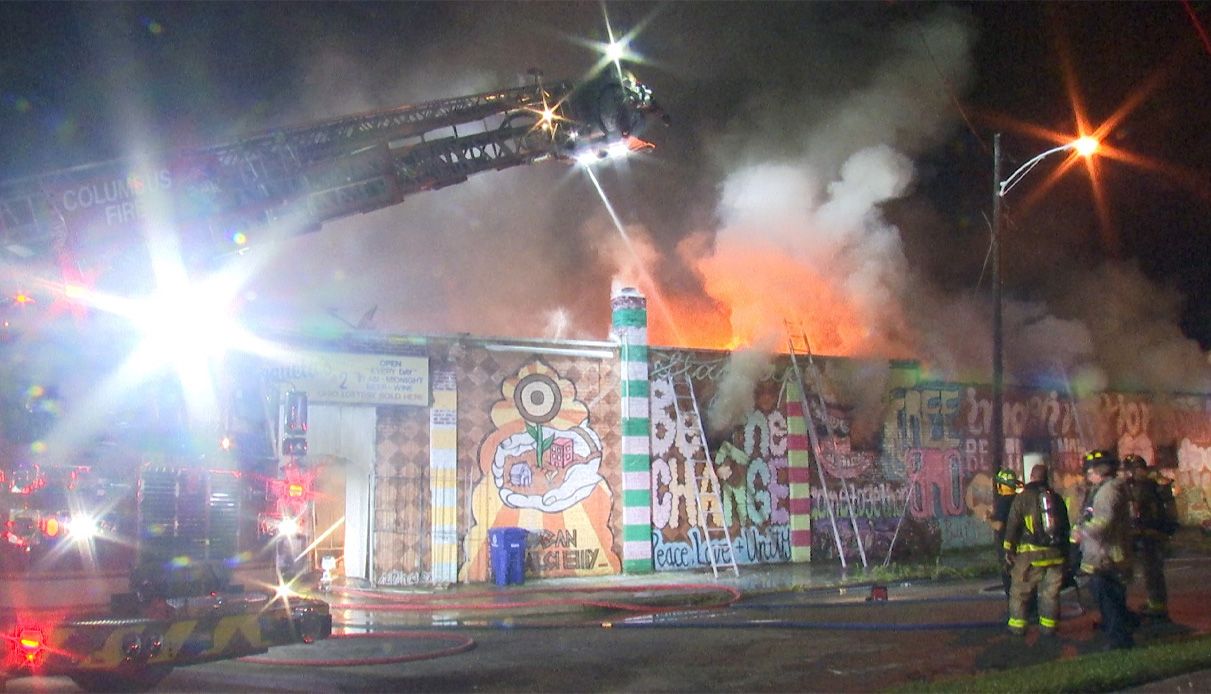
274 581 297 600
576 151 600 166
606 141 629 159
1073 136 1099 157
605 40 626 62
66 514 98 541
278 516 300 537
130 283 238 364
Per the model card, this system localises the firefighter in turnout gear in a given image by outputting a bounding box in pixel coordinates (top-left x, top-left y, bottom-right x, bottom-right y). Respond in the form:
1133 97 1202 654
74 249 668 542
1003 463 1070 636
1122 453 1178 620
1073 449 1136 650
988 468 1022 596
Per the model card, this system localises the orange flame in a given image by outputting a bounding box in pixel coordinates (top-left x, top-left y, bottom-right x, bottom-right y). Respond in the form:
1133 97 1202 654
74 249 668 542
618 239 880 355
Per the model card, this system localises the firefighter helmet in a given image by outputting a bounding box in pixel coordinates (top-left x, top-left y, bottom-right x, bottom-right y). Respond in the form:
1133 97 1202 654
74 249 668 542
1082 449 1119 475
1121 453 1147 471
994 468 1020 494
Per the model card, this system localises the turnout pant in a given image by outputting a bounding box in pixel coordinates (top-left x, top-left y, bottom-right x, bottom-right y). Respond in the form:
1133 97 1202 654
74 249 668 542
1136 537 1168 614
1091 570 1135 650
1008 556 1064 633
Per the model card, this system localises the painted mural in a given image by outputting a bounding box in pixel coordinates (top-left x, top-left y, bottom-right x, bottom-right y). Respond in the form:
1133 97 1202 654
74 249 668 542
460 359 621 581
805 363 922 564
649 350 792 570
251 335 1211 586
642 351 1211 569
870 377 1211 564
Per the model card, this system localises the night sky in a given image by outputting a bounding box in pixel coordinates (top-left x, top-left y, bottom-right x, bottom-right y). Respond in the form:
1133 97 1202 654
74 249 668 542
1 2 1209 394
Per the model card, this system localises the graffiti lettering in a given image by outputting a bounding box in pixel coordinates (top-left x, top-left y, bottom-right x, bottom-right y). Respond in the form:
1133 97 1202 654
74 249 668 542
651 351 781 384
746 458 772 525
734 526 791 563
891 385 962 448
939 515 992 549
653 528 711 569
961 438 989 476
377 569 432 586
534 528 578 549
743 410 774 458
651 379 676 456
535 548 601 571
652 458 674 529
650 456 699 530
963 386 992 437
652 526 790 569
811 483 907 520
907 448 965 518
1158 397 1211 444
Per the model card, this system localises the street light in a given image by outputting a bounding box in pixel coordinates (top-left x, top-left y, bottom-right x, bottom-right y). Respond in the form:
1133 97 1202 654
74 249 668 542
990 133 1098 475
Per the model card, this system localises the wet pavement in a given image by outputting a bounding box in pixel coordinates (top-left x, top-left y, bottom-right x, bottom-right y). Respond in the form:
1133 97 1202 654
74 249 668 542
308 555 1211 689
7 555 1211 691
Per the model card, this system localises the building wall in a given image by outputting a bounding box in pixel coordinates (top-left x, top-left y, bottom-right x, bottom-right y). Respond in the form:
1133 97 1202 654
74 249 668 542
648 349 793 571
285 334 1211 585
455 344 623 582
373 404 432 586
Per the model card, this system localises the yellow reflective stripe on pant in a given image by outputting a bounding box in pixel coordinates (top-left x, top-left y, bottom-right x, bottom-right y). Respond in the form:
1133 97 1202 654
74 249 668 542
1009 559 1065 631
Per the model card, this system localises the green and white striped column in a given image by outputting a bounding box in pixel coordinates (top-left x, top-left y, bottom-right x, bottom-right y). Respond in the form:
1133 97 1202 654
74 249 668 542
611 287 653 574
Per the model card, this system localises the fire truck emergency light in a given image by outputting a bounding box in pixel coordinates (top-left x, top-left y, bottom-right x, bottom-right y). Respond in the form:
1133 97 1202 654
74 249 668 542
16 627 46 664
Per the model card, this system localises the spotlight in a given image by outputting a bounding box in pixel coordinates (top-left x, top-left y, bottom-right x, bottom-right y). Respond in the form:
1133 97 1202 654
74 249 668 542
605 40 626 62
66 514 98 541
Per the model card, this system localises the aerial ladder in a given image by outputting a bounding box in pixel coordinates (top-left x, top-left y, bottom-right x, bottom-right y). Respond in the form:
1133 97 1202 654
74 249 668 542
0 70 665 272
0 68 666 691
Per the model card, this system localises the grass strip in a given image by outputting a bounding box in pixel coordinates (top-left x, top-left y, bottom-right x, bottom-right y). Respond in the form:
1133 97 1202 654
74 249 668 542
904 633 1211 693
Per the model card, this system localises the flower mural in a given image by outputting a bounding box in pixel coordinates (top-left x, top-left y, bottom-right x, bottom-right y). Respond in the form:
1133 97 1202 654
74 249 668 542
461 360 620 581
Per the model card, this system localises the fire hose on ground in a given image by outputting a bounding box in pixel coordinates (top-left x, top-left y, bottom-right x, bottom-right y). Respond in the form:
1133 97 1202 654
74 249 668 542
239 583 741 667
237 578 1101 667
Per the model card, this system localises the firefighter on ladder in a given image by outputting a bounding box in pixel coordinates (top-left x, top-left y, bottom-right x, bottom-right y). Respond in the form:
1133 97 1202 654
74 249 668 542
1003 463 1070 637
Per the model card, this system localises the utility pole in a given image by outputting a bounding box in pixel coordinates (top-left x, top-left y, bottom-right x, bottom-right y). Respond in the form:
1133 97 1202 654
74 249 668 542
991 133 1005 474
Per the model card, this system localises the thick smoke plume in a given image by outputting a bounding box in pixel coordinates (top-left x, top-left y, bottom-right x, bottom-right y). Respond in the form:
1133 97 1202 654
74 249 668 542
52 3 1203 409
706 343 776 436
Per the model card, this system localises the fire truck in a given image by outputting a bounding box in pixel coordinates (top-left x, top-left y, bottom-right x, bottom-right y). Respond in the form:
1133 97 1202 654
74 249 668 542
0 69 664 690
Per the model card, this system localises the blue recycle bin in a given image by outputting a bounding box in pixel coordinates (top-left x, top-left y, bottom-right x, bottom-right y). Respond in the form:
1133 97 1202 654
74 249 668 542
488 527 528 586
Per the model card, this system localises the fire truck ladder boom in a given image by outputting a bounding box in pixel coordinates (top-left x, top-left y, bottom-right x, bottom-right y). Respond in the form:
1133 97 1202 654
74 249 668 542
0 74 659 265
784 320 869 569
200 81 579 166
671 374 739 579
